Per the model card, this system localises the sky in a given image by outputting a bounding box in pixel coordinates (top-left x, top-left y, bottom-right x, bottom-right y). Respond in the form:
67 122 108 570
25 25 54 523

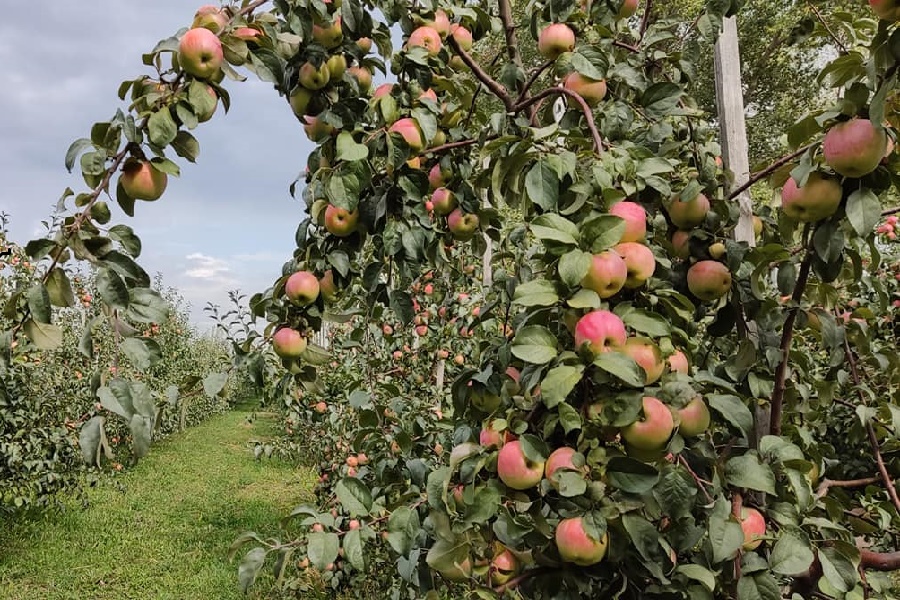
0 2 328 329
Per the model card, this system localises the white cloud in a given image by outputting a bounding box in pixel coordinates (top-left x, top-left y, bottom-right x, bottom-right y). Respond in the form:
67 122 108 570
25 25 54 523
183 253 234 281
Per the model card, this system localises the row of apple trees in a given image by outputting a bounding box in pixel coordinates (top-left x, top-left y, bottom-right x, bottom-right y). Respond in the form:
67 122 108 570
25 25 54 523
6 0 900 597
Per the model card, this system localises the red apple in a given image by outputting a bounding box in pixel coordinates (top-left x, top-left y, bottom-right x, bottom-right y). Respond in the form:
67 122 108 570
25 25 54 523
687 260 732 302
556 517 609 566
389 118 425 152
356 37 373 53
677 397 710 437
823 118 887 178
428 10 452 37
431 187 458 216
373 83 394 99
312 16 343 49
740 507 766 550
671 230 691 259
324 204 359 237
617 0 639 19
273 327 307 360
667 192 710 229
303 115 335 142
429 163 450 189
408 26 443 55
621 396 674 450
447 209 480 241
450 24 474 51
538 23 576 60
319 270 337 302
285 271 320 306
562 72 607 106
609 201 647 242
667 349 689 375
298 61 331 90
192 5 228 33
490 548 520 585
120 160 168 201
497 440 545 490
581 250 628 299
179 28 224 79
544 447 585 489
348 66 373 91
620 337 665 384
871 0 900 20
615 242 655 289
781 171 843 222
574 310 627 356
232 27 262 42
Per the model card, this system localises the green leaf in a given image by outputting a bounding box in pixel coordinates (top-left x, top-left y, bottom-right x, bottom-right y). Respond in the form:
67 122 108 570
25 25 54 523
336 131 369 161
203 372 228 398
567 288 601 309
593 352 645 387
619 308 671 337
725 454 776 495
512 279 559 307
45 268 75 308
557 402 582 434
526 160 559 210
25 239 58 260
334 478 373 517
97 384 134 420
559 249 591 288
622 513 663 565
129 413 152 459
343 528 365 571
97 267 129 310
121 337 163 371
769 533 814 575
23 319 62 350
307 531 340 571
387 506 420 555
736 572 781 600
570 52 605 80
606 456 660 493
511 325 558 364
641 82 683 119
148 108 178 147
709 394 753 437
819 545 859 593
78 416 106 466
171 130 200 163
541 365 584 408
26 284 51 324
127 288 169 323
708 496 745 563
65 138 93 172
676 564 716 592
582 215 626 252
845 189 881 237
237 547 267 594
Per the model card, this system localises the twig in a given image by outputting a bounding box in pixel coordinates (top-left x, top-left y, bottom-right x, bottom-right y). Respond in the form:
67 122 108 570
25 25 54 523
613 40 640 53
731 491 743 586
492 566 552 593
638 0 653 41
515 87 604 155
807 2 848 55
727 143 814 201
679 455 713 503
422 138 481 155
447 36 514 111
882 206 900 216
770 226 814 436
860 549 900 570
516 59 555 104
815 476 882 499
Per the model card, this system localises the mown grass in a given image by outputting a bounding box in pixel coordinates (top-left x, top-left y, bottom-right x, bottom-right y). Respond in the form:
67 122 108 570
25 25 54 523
0 410 317 600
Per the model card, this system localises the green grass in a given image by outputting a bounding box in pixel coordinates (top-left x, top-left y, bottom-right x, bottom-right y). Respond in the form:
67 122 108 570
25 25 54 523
0 410 317 600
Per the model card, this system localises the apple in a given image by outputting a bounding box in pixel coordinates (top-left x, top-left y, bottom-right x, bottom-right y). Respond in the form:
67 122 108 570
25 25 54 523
617 0 639 19
303 116 335 142
871 0 900 20
273 327 307 359
677 397 711 437
120 160 167 201
544 447 585 488
319 271 337 302
667 349 690 375
753 215 763 237
620 337 665 384
708 242 726 259
298 61 331 90
356 36 372 53
447 209 480 241
431 187 457 215
285 271 320 306
687 260 732 302
373 83 394 99
418 88 438 103
312 16 343 49
609 201 646 242
232 27 262 42
179 28 224 79
740 507 766 550
556 517 609 566
671 230 691 259
562 72 607 106
497 440 545 489
326 54 347 79
192 5 228 33
574 310 627 356
581 250 628 299
289 87 314 117
538 23 576 60
408 26 443 55
622 396 674 450
436 557 472 582
194 85 218 122
450 24 474 51
823 118 887 177
615 242 655 289
490 549 519 586
429 163 450 190
348 66 373 91
667 192 710 228
324 204 359 236
389 117 424 152
781 171 843 222
479 423 505 448
428 10 452 37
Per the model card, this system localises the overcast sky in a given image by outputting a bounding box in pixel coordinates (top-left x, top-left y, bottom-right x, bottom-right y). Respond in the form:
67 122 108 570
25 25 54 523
0 2 330 328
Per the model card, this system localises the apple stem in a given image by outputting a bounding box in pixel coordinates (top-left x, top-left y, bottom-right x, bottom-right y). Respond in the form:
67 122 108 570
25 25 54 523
678 455 713 504
731 491 743 586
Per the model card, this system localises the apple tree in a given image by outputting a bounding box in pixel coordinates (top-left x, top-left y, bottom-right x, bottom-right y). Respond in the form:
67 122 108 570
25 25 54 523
7 0 900 597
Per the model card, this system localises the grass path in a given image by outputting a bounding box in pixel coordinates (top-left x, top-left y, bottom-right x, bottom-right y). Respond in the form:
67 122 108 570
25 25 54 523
0 410 315 600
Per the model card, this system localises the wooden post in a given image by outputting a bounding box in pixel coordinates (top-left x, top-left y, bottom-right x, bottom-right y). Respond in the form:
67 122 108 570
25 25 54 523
714 16 769 441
